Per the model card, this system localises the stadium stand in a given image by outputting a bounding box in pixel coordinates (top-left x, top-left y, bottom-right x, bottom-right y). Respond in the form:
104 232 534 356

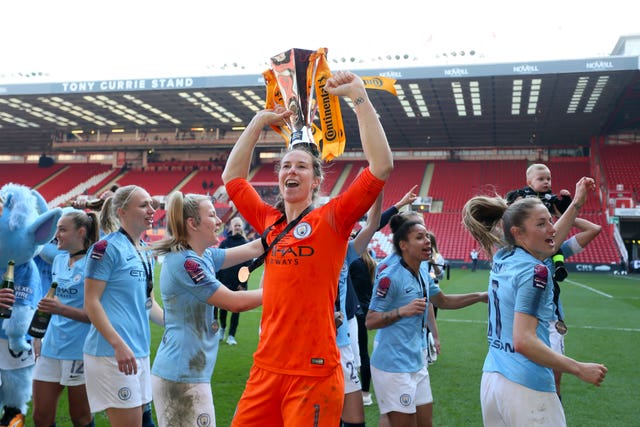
0 152 626 266
35 163 112 202
333 161 368 195
360 158 620 265
177 168 224 196
379 160 429 212
248 162 278 183
113 168 192 197
84 169 125 197
599 144 640 207
320 160 348 196
0 163 66 189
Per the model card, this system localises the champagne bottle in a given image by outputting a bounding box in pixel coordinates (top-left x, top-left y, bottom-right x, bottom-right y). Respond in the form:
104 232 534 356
28 282 58 338
0 260 15 319
84 198 105 211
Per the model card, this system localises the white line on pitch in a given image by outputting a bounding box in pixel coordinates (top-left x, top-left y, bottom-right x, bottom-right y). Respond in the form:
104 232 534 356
564 279 613 298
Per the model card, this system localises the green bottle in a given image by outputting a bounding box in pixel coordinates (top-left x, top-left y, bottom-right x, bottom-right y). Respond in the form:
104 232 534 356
0 260 15 319
28 282 59 338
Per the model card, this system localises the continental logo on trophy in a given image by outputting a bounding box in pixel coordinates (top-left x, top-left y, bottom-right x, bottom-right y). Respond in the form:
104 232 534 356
263 48 397 161
263 48 341 160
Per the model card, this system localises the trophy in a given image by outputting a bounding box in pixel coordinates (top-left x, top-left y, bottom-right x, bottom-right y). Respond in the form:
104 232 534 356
263 48 397 161
264 48 346 160
270 48 318 151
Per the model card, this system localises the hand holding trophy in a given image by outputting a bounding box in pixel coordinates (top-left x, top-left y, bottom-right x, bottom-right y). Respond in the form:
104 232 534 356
264 48 346 161
270 49 317 147
264 48 398 161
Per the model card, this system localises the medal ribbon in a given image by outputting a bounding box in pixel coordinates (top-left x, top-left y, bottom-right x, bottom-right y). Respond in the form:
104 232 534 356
119 228 153 300
238 206 313 281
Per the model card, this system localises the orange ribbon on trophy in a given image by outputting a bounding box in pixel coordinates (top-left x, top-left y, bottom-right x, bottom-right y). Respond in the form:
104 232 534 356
264 47 397 161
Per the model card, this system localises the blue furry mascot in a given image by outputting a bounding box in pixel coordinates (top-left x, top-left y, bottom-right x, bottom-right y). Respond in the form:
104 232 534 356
0 183 62 426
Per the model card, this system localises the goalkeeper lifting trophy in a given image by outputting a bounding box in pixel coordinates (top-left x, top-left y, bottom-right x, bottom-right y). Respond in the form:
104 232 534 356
239 49 398 283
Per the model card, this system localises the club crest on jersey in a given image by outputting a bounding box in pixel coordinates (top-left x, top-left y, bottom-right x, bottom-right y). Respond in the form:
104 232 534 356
184 258 206 284
293 222 312 239
196 413 212 427
399 393 412 407
90 240 108 260
117 387 132 401
533 264 548 289
376 276 391 298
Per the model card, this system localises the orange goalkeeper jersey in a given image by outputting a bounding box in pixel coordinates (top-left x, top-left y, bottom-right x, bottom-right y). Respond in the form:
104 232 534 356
226 167 384 377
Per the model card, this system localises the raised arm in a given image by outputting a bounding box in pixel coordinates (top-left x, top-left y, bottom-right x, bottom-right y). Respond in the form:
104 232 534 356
324 71 393 181
553 177 595 245
222 107 293 183
393 185 418 211
572 217 602 248
379 185 418 230
352 193 383 255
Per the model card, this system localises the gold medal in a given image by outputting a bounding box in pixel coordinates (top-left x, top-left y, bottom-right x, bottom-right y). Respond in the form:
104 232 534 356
555 320 568 335
211 321 219 333
238 266 250 283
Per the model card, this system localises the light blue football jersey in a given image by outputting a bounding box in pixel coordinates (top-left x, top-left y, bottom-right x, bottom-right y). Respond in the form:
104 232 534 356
151 247 225 382
483 246 555 392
